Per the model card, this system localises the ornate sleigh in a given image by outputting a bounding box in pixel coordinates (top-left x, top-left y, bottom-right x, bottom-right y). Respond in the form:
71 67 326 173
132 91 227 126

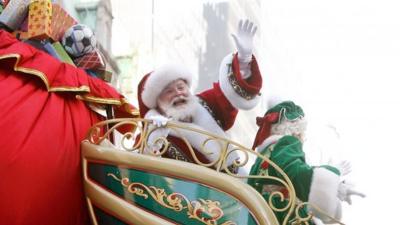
82 118 343 225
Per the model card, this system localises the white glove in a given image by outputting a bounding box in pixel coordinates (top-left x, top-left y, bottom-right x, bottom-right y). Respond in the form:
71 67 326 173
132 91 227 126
148 115 170 127
145 126 170 156
337 181 366 205
231 19 258 63
311 217 325 225
336 160 352 176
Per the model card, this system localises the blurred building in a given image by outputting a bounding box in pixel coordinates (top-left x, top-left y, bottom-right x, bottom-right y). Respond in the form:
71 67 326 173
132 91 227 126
115 53 138 101
55 0 120 87
111 0 206 106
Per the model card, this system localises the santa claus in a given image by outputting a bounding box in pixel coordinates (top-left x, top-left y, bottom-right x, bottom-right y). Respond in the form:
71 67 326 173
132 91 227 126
249 100 365 224
137 19 262 172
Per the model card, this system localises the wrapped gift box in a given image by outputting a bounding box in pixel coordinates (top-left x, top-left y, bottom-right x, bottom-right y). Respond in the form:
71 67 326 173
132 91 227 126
74 50 105 70
27 0 52 40
19 15 28 31
22 39 50 53
12 30 29 40
50 3 77 41
52 42 75 66
0 0 30 30
1 0 10 7
43 41 61 60
87 69 112 82
98 69 113 82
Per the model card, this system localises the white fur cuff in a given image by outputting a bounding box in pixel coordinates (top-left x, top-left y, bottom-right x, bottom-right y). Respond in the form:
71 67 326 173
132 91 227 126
218 54 260 110
308 167 342 223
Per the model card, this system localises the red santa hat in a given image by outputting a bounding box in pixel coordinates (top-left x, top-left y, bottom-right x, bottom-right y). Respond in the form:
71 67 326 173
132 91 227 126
252 100 305 149
138 64 196 117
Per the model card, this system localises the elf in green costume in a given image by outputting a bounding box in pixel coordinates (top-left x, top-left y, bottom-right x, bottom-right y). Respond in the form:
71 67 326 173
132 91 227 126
248 101 365 224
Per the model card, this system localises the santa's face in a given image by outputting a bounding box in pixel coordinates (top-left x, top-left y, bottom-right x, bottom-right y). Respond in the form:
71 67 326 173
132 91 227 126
157 79 190 106
157 79 196 121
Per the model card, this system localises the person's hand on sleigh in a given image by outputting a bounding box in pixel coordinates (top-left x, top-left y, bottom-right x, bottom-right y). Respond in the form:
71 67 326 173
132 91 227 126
148 114 170 127
145 115 171 156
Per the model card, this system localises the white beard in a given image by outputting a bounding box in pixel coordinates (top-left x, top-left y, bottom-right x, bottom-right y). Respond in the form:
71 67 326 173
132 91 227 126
270 118 307 143
159 95 197 121
155 95 240 167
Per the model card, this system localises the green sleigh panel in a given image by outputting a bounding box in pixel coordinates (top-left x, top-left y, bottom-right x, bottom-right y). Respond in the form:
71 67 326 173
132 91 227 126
81 118 323 225
82 140 278 225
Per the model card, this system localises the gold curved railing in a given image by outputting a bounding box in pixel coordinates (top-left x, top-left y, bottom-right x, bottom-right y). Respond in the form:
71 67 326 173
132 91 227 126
86 118 345 225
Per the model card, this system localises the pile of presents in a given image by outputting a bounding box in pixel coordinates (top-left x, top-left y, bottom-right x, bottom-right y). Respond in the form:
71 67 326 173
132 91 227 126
0 0 112 82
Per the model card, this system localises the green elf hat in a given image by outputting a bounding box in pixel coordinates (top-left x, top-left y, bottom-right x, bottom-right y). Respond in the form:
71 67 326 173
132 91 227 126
252 101 304 149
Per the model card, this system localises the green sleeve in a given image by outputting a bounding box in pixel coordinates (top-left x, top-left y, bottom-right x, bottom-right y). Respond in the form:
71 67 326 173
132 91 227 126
248 145 270 193
269 135 313 202
316 165 340 176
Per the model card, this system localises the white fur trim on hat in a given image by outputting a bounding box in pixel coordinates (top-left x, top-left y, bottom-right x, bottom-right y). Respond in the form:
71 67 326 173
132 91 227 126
142 64 196 108
219 54 261 110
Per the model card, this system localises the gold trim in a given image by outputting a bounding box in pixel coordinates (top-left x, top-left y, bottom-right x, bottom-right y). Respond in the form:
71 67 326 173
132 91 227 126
86 198 99 225
227 72 258 100
121 98 140 116
76 94 122 105
0 53 133 107
81 140 279 225
294 202 346 225
0 54 90 92
85 119 297 223
83 118 350 224
108 173 236 225
83 156 177 225
49 86 90 92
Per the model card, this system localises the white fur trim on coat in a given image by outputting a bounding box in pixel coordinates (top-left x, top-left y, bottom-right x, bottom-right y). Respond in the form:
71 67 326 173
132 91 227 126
219 54 261 110
255 135 283 153
144 97 239 165
308 167 342 223
142 64 197 108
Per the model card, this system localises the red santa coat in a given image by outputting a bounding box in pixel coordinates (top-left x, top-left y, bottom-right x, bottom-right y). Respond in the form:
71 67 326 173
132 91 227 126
138 54 262 166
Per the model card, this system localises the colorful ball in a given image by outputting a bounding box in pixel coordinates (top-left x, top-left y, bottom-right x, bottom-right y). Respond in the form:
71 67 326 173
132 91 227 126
61 24 97 57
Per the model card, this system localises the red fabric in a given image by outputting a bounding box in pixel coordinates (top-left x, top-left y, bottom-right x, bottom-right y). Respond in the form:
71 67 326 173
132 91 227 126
0 30 135 225
168 136 211 164
3 0 10 7
252 112 280 150
0 71 98 224
231 53 262 95
137 73 151 117
197 83 238 130
261 160 269 169
0 30 129 102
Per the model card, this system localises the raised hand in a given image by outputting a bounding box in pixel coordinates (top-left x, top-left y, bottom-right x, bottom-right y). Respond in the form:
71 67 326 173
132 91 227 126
336 160 352 176
231 19 258 62
338 181 366 205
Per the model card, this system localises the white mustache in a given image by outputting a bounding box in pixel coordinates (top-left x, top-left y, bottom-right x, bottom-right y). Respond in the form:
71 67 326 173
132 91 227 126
170 96 188 106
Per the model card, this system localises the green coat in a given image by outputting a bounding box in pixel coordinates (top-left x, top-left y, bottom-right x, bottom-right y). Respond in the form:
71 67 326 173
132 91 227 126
248 135 340 224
